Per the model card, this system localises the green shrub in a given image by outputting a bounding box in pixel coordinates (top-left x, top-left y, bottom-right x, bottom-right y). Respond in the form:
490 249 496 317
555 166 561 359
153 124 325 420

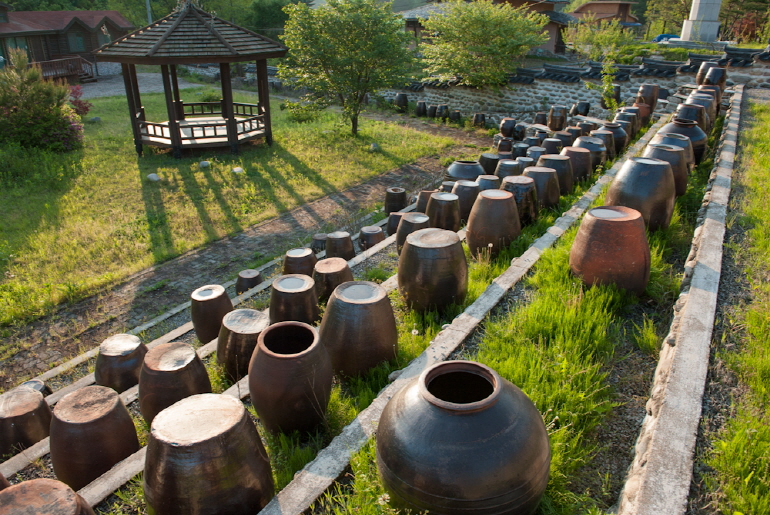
199 89 222 102
279 98 326 123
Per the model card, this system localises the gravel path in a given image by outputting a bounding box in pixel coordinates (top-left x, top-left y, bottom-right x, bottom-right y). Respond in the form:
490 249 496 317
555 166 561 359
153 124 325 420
79 72 201 100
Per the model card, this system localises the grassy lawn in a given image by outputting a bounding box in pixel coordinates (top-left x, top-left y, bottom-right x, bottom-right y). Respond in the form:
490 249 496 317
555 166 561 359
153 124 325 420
0 90 454 329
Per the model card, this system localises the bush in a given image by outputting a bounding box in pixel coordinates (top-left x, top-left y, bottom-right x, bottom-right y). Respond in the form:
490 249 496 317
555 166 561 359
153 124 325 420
69 85 92 116
279 99 326 123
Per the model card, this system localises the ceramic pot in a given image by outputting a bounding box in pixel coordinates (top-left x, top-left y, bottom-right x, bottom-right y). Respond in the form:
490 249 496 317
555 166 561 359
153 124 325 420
513 123 528 141
0 478 96 515
704 66 727 91
599 123 628 155
614 112 639 139
269 274 320 324
534 112 548 126
697 85 722 112
696 61 719 85
686 93 716 127
310 233 327 254
313 257 354 302
282 248 317 277
451 180 480 224
522 166 560 209
497 150 513 162
564 126 583 143
51 385 140 491
642 143 688 197
537 155 573 195
477 175 500 191
384 186 408 214
516 156 535 170
447 160 484 181
527 146 546 161
94 333 148 393
590 129 616 160
501 176 539 226
477 154 500 176
377 360 550 515
326 231 355 261
319 281 398 376
217 308 269 381
145 394 274 515
658 118 709 164
441 181 455 193
139 342 212 425
560 146 592 182
249 321 333 433
649 131 696 172
415 101 427 117
637 83 659 112
606 157 675 231
553 130 574 148
524 136 540 147
466 190 521 258
191 284 233 345
472 113 485 127
449 110 462 123
359 226 386 251
387 212 405 237
576 101 591 116
494 159 521 179
398 228 468 313
0 388 52 457
601 84 621 109
536 130 548 143
427 105 437 118
632 102 652 126
542 138 563 155
548 105 567 131
396 212 432 254
496 137 514 152
676 103 709 133
18 379 52 396
573 136 607 170
394 93 408 113
436 105 449 120
613 120 634 145
426 192 461 232
569 206 651 295
236 269 263 294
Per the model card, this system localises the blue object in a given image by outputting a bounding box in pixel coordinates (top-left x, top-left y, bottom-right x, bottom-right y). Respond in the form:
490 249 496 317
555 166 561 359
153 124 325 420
652 34 680 43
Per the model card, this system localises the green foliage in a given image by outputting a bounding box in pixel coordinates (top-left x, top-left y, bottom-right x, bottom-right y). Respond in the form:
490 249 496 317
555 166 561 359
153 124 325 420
279 0 415 135
279 98 327 123
566 17 636 62
198 89 221 102
420 0 548 88
585 61 620 115
244 0 311 36
645 0 691 36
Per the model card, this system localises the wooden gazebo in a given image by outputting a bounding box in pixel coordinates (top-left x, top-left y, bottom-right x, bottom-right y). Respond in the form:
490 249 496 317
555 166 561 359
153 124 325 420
94 2 287 157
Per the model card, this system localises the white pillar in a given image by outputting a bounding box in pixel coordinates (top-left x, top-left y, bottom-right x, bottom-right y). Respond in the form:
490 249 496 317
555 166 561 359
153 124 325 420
680 0 722 42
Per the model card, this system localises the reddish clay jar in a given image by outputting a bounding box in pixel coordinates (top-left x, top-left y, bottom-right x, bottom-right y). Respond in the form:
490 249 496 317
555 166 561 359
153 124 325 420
310 233 327 254
426 192 461 232
248 321 333 434
499 117 517 137
599 123 628 155
50 385 140 491
569 206 651 295
704 66 727 91
282 247 317 276
523 166 560 209
649 131 696 172
496 137 514 152
560 146 592 182
384 186 408 214
466 190 521 258
398 228 468 313
359 226 386 252
573 136 607 170
396 212 432 254
696 61 719 85
313 257 354 302
319 281 398 376
191 284 233 345
0 478 96 515
269 274 320 325
642 143 688 197
326 231 356 261
139 342 212 425
632 102 652 125
387 212 405 237
95 333 148 394
606 157 675 231
501 176 539 226
217 308 269 381
236 269 263 294
377 361 550 515
542 138 563 155
658 118 709 164
0 387 52 457
451 180 480 223
144 394 275 515
537 154 574 195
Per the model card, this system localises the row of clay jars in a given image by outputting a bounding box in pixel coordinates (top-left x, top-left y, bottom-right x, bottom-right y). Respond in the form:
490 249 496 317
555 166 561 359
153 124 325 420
606 157 675 231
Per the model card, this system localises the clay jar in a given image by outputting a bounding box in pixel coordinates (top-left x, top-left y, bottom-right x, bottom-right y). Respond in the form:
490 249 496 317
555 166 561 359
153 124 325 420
499 117 517 137
478 154 500 176
0 387 52 457
501 176 539 226
217 308 269 381
637 83 659 112
513 123 528 141
477 175 500 191
326 231 355 261
576 101 591 116
523 166 561 209
377 360 550 515
573 136 607 170
466 190 521 258
0 472 7 490
398 228 468 313
658 118 709 164
548 105 567 131
139 341 212 425
590 129 616 160
642 143 689 197
450 180 480 224
569 206 651 295
144 394 275 515
248 321 333 434
697 85 722 111
632 102 652 126
560 146 592 182
359 226 386 252
236 269 263 294
496 137 514 152
613 112 638 139
441 181 456 193
387 212 405 237
191 284 233 345
94 333 148 393
50 385 140 491
426 192 461 232
415 190 436 214
526 146 546 161
537 154 574 195
385 186 408 214
675 103 709 133
553 130 575 148
269 274 320 325
523 136 541 147
446 160 484 181
396 213 431 254
494 159 521 179
687 93 717 127
310 233 327 254
0 478 96 515
282 247 317 276
704 66 727 91
542 138 563 155
319 281 398 376
577 121 597 135
565 126 583 143
649 131 696 172
696 61 719 85
599 123 628 155
606 157 675 231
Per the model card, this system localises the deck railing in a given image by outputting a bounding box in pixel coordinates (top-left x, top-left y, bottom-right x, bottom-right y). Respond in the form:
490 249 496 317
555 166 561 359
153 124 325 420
236 115 264 135
138 121 171 141
37 57 93 80
183 102 223 116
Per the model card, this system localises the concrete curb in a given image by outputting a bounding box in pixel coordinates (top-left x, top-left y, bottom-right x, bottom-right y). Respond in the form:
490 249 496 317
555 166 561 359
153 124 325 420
617 85 744 515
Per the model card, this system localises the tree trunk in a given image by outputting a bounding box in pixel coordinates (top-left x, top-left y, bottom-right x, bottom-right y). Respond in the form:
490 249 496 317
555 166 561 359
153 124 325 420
351 115 358 136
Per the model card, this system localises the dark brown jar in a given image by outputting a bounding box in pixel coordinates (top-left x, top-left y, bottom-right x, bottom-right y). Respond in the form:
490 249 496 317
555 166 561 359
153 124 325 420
553 130 574 148
396 212 432 254
499 117 517 137
0 478 96 515
466 190 521 258
573 136 607 170
477 175 500 191
358 226 386 252
269 274 320 325
569 206 651 295
441 180 456 193
94 333 148 394
606 157 675 231
478 154 500 176
527 146 546 161
313 257 354 302
649 131 696 172
697 85 722 111
642 143 689 197
377 361 550 515
577 121 597 135
0 387 52 457
190 284 233 345
675 103 709 133
282 247 318 276
657 118 709 164
687 93 717 127
523 166 560 209
310 233 327 254
387 211 405 237
533 112 548 125
632 102 652 126
590 129 616 160
548 105 567 131
447 160 485 181
236 269 263 294
496 137 514 152
637 83 659 112
494 158 522 179
576 101 591 115
599 123 628 155
501 176 539 226
565 126 583 142
450 180 480 224
426 192 461 232
415 100 427 117
217 308 269 381
415 190 436 214
696 61 719 85
613 112 638 139
326 231 356 261
384 186 408 214
704 66 727 91
542 138 563 155
513 123 528 141
537 154 574 195
560 146 592 182
524 136 541 147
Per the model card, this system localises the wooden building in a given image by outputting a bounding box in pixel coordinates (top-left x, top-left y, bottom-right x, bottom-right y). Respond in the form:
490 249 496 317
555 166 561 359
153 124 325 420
568 1 640 26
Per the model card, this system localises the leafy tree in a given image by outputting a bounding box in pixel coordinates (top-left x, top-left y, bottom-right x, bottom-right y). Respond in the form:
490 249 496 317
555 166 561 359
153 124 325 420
279 0 415 135
644 0 691 36
420 0 548 88
719 0 770 42
566 17 636 61
244 0 310 37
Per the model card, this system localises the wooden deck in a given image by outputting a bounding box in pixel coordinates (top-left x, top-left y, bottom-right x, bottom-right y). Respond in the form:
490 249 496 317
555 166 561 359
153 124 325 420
138 115 265 149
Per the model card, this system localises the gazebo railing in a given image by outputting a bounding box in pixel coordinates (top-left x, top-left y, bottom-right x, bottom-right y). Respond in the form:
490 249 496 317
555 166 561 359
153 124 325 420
183 102 224 116
236 114 265 135
138 121 172 140
233 102 263 117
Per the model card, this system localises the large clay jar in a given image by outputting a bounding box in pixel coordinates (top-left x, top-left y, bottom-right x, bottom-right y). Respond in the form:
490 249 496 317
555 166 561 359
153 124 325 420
447 160 484 181
533 112 548 126
466 190 521 258
0 478 96 515
675 103 709 133
385 186 408 214
319 281 398 376
415 101 427 117
526 146 546 161
415 190 436 214
450 180 480 223
387 212 405 237
144 394 274 515
248 321 333 434
687 93 717 127
577 121 597 135
524 136 541 146
313 257 354 302
613 112 638 139
637 83 659 112
512 142 529 157
605 157 675 231
649 131 696 172
501 176 539 226
513 123 528 141
269 274 320 325
574 136 607 170
523 166 560 209
642 143 689 197
426 192 461 232
95 333 148 393
576 100 591 116
590 129 616 160
394 93 408 113
396 212 431 254
217 308 269 381
569 206 651 295
310 233 327 254
398 228 468 313
50 385 140 491
697 85 722 112
542 138 563 155
441 181 456 193
377 360 551 515
478 154 500 176
282 247 317 276
548 105 567 131
499 117 517 138
658 118 709 164
477 175 500 191
0 387 52 457
139 341 212 425
599 123 628 155
359 226 386 252
236 269 263 294
553 130 574 148
191 284 233 345
696 61 719 85
496 137 514 153
326 231 356 261
494 159 522 179
537 155 573 195
632 102 652 126
560 146 592 182
564 126 583 143
619 106 642 132
704 66 727 91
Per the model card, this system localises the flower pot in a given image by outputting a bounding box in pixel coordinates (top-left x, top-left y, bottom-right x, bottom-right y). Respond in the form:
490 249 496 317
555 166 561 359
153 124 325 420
145 394 274 515
282 247 317 277
248 321 333 433
494 159 521 179
0 478 96 515
605 157 675 231
649 131 696 172
319 281 398 376
537 155 574 195
191 284 233 345
696 61 719 85
95 333 148 393
377 360 550 515
501 176 539 226
269 274 320 324
0 387 52 457
217 308 269 381
398 228 468 312
310 233 327 254
599 123 628 155
450 180 480 224
499 117 517 137
236 269 263 294
631 102 652 126
394 93 408 113
426 192 461 232
466 190 521 258
139 342 212 425
642 143 688 197
573 136 607 170
313 257 354 302
477 175 500 191
542 138 563 154
569 206 651 295
637 83 659 112
675 103 709 133
589 129 616 160
477 154 499 176
447 160 485 181
51 385 140 491
415 101 427 117
527 146 546 161
658 118 709 164
358 226 385 251
384 186 407 214
387 212 405 237
396 212 431 254
522 166 561 209
326 231 355 261
560 146 592 182
704 66 727 91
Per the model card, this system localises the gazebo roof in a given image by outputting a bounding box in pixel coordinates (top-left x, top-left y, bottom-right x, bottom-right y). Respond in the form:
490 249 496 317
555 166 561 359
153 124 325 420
94 2 287 65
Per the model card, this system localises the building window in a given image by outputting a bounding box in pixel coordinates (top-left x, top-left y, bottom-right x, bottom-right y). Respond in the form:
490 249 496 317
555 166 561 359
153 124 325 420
68 32 85 52
0 12 8 23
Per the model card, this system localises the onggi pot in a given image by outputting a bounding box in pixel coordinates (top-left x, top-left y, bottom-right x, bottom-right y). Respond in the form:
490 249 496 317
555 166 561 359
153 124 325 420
0 387 52 457
642 143 688 197
637 83 659 112
649 131 696 172
396 212 431 254
657 118 709 164
465 190 521 258
268 274 320 325
605 157 675 231
446 160 484 181
385 187 407 214
501 176 538 227
94 333 148 393
537 154 574 195
598 123 628 155
0 478 96 515
217 308 269 381
589 130 616 160
696 61 719 85
190 284 233 345
560 146 592 182
522 166 560 209
426 192 461 232
282 247 317 277
477 154 500 176
450 180 480 223
494 159 522 179
499 117 517 138
573 136 607 170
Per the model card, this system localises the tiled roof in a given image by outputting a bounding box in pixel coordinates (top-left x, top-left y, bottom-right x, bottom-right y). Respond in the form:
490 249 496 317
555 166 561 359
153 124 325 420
543 10 578 25
0 10 132 36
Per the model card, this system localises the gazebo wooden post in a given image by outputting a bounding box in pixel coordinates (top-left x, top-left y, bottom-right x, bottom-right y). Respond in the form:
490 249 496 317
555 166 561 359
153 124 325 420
121 63 143 156
256 59 273 145
127 64 145 122
170 65 185 121
220 62 239 154
161 64 183 158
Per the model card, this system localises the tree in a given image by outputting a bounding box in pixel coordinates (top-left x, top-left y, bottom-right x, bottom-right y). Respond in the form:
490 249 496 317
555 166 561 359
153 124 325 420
644 0 691 37
565 17 636 61
244 0 310 37
420 0 548 89
279 0 415 135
